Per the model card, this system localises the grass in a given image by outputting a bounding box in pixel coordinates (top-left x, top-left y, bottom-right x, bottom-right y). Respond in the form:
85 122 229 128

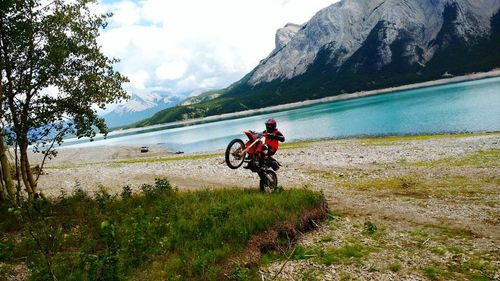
0 179 326 281
113 152 221 165
268 240 374 267
45 153 222 169
320 242 370 265
421 265 442 280
332 172 498 199
410 148 500 168
281 140 318 150
359 132 500 146
389 263 402 273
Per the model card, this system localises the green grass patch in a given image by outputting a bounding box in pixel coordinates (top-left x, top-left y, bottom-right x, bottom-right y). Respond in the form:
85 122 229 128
320 242 371 265
340 173 497 198
284 242 373 266
410 148 500 168
0 180 325 281
281 140 318 150
359 132 500 146
45 153 222 169
389 263 402 273
421 265 442 280
113 152 221 164
447 149 500 168
44 163 87 170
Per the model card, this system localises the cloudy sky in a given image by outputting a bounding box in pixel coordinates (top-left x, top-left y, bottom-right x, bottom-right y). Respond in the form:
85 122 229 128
96 0 337 103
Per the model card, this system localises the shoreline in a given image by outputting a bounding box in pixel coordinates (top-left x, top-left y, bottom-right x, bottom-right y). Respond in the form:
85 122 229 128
110 69 500 135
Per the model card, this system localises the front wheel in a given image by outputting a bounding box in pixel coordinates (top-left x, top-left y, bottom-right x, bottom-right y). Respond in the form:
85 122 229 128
225 139 246 169
259 170 278 191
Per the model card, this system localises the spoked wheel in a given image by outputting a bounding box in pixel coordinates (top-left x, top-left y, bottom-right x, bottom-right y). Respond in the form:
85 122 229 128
259 170 278 192
225 139 246 169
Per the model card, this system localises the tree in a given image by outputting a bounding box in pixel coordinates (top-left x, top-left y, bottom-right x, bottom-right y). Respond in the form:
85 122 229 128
0 0 128 200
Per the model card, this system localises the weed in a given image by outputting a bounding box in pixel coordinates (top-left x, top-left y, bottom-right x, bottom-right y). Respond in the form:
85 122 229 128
421 265 441 280
0 264 13 279
339 270 355 281
327 210 344 220
363 221 377 235
270 185 284 193
431 246 447 256
289 245 322 260
0 236 15 261
120 185 132 199
389 263 402 273
95 186 112 209
320 236 333 243
72 181 87 200
321 242 368 265
302 268 318 281
229 264 256 281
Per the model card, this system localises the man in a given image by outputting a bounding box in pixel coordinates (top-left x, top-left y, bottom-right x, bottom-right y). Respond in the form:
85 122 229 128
243 118 285 171
262 118 285 156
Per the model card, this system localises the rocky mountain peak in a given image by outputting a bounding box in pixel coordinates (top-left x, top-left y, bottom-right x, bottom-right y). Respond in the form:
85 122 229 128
248 0 500 86
275 23 302 50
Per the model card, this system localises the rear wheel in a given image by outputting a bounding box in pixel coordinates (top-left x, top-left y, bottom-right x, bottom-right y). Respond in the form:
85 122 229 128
225 139 246 169
259 170 278 191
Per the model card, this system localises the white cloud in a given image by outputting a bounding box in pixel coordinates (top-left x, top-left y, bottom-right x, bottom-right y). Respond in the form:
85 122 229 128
200 77 219 89
109 1 141 26
155 61 188 80
98 0 337 97
176 75 197 90
127 70 149 89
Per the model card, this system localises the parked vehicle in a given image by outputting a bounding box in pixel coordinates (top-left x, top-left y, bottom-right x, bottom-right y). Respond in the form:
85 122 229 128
225 130 281 191
140 146 149 153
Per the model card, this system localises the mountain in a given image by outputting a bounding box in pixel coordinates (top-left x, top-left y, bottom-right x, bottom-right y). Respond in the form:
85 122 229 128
103 92 183 128
133 0 500 127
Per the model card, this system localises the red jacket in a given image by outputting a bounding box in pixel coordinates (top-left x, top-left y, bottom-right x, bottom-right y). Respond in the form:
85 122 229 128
263 129 285 154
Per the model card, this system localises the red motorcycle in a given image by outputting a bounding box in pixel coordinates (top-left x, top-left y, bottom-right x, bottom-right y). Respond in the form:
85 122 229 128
225 130 280 191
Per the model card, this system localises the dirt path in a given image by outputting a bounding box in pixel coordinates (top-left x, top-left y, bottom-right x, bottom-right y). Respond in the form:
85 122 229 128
32 133 500 280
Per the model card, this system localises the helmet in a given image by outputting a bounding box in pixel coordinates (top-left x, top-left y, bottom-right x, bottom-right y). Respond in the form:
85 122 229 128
265 118 277 133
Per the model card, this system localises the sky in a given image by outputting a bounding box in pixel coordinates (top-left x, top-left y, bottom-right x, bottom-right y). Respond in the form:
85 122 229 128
96 0 337 104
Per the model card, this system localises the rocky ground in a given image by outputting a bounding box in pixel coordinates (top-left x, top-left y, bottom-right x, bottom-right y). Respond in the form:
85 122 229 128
30 133 500 280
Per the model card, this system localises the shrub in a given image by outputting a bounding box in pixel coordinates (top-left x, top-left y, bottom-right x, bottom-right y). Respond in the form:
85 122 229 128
120 185 132 199
1 186 325 281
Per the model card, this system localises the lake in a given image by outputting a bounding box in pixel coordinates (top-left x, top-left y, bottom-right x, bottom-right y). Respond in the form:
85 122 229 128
64 77 500 153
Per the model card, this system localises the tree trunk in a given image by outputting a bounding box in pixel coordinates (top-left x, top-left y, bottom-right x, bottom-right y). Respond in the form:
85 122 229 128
0 177 4 202
19 144 35 198
0 135 16 200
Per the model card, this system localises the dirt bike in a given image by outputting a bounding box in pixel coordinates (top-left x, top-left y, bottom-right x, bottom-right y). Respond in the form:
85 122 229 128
225 130 281 191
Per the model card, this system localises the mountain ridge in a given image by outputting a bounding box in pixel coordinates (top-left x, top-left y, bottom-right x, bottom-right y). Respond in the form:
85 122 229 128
131 0 500 128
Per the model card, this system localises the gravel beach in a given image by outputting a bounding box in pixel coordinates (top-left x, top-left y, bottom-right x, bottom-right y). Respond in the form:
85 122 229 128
29 133 500 280
34 133 499 195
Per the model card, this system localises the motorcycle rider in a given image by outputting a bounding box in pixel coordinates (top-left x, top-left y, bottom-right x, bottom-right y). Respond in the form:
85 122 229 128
262 118 285 155
243 118 285 170
261 118 285 170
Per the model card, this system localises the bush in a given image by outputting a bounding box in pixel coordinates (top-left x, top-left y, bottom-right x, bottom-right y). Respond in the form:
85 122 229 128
120 185 132 199
0 181 325 281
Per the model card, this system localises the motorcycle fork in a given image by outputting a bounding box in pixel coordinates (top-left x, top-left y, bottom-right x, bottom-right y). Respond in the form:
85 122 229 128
258 170 273 183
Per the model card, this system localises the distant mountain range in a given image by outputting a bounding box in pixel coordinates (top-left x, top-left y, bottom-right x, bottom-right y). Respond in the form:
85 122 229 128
131 0 500 128
103 91 183 128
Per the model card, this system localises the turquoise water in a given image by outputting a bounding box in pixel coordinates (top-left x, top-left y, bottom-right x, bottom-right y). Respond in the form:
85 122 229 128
64 77 500 153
